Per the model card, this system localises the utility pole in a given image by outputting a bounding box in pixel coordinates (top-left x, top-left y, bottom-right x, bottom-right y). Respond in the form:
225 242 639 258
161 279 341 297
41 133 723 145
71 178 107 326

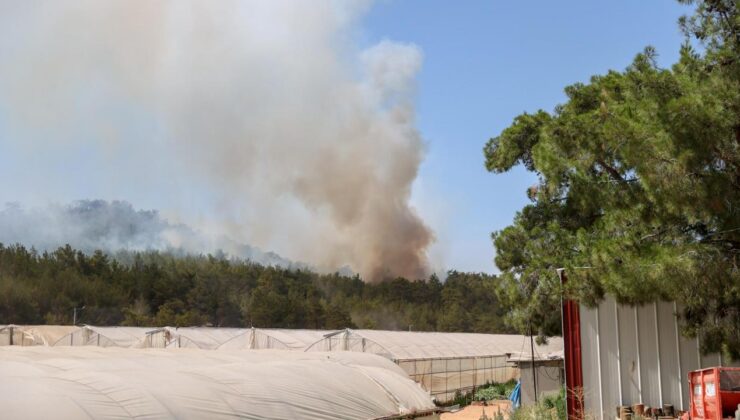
73 306 85 325
530 323 539 403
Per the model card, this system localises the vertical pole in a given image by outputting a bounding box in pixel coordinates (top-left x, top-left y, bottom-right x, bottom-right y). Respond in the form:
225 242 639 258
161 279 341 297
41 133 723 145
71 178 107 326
73 306 84 325
696 337 702 369
459 357 463 404
614 300 623 406
653 302 663 407
673 302 684 409
595 306 604 419
530 323 538 403
560 269 584 419
634 306 643 404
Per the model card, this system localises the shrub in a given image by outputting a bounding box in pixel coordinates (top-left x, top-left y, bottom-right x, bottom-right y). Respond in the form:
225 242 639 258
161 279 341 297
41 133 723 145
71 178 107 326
511 387 565 420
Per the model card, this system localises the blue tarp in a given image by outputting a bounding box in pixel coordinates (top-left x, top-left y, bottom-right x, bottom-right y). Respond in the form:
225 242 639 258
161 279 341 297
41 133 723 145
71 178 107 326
509 381 521 409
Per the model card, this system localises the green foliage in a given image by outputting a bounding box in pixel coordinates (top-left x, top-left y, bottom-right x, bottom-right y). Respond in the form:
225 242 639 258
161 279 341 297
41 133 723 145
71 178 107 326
485 0 740 356
510 388 566 420
448 389 472 408
0 244 515 334
474 380 518 401
438 380 517 408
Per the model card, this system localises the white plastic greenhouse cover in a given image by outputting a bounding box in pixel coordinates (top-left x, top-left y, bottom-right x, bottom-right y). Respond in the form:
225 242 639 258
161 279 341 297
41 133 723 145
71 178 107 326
218 328 333 350
304 329 564 360
0 346 436 420
0 325 79 346
148 327 247 349
52 326 156 347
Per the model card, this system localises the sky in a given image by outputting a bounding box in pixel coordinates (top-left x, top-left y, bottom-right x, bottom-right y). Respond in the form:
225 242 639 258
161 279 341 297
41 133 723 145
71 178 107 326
360 0 692 273
0 1 693 276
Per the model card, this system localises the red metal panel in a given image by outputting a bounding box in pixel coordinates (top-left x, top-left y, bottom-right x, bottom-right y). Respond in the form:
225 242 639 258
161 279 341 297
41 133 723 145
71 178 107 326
561 271 584 419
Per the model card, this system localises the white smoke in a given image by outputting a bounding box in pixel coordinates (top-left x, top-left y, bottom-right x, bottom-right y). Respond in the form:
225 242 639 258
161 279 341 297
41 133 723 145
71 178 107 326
0 200 307 268
0 1 432 280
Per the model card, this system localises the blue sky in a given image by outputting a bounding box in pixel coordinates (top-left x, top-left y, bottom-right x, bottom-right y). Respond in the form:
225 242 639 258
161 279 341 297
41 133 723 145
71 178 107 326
0 1 693 276
360 0 691 273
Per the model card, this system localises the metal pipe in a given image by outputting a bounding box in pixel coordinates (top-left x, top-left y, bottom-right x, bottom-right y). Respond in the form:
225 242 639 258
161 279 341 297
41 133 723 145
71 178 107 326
73 305 85 325
653 302 663 407
634 306 643 404
614 299 623 405
595 306 604 419
530 323 538 403
673 302 684 409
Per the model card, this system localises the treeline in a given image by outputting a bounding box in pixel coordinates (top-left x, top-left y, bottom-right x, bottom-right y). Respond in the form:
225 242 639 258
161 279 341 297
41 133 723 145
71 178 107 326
0 243 515 333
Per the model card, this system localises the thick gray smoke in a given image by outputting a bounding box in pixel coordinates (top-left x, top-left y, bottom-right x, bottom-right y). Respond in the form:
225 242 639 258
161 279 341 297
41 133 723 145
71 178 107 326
0 200 306 269
0 1 433 280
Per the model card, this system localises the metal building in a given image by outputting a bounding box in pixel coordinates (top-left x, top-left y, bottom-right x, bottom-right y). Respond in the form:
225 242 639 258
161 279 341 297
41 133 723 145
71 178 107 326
562 294 739 419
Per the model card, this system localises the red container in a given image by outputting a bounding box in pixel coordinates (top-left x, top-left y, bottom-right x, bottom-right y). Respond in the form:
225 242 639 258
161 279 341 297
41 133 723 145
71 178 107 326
688 367 740 420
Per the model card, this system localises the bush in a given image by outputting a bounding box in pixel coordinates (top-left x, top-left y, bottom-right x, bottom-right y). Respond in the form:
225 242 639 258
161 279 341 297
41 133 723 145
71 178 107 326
437 380 518 408
474 379 518 401
511 387 565 420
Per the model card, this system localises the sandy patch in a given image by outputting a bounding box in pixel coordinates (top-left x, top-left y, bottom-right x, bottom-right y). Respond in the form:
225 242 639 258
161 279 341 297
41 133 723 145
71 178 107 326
440 400 511 420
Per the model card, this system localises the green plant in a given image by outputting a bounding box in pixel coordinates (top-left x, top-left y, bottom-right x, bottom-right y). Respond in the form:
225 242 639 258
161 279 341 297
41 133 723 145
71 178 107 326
437 380 518 408
449 389 472 407
474 379 519 401
510 387 566 420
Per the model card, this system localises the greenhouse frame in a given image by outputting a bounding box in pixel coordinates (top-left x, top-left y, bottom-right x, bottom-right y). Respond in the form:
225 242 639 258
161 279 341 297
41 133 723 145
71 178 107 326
52 325 155 347
144 326 246 349
218 327 330 350
304 329 564 402
1 325 565 403
0 325 79 346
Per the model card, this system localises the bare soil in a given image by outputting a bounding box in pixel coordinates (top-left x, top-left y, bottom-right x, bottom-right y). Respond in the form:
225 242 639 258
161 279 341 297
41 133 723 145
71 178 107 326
440 400 512 420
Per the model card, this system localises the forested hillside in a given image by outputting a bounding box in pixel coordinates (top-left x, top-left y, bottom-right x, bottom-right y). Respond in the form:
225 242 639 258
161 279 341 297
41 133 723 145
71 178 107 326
0 243 514 333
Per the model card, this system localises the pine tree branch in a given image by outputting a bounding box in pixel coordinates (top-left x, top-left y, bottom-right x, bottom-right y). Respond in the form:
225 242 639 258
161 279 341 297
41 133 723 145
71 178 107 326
596 159 625 182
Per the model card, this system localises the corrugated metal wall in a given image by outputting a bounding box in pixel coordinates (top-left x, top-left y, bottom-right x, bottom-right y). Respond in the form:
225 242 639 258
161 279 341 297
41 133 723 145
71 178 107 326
579 297 738 419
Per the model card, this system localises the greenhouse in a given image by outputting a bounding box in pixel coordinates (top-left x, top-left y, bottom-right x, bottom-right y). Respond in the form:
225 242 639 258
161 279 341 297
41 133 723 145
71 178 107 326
304 329 564 402
1 324 565 404
144 327 246 349
218 328 331 350
0 346 437 420
0 325 78 346
52 325 155 347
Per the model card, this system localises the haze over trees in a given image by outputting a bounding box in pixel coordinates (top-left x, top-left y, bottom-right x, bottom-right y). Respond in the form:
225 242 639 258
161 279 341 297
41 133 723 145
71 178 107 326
485 0 739 357
0 244 512 334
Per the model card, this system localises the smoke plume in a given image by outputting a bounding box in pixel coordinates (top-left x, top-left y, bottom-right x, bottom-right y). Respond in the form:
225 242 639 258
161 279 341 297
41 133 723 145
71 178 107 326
0 200 308 269
0 1 433 280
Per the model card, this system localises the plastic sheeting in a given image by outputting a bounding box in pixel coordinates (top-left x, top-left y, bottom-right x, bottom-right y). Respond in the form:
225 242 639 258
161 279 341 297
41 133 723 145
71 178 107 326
304 329 563 360
145 327 247 349
0 346 436 420
0 325 79 346
2 325 564 403
52 326 156 347
218 328 331 350
304 330 564 402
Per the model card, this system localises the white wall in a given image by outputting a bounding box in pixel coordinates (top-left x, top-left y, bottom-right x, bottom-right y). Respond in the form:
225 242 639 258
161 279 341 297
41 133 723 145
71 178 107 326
578 297 738 419
520 362 563 406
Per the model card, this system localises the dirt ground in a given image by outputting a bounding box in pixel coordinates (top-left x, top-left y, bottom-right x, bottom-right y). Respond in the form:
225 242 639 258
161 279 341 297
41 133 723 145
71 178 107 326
440 400 512 420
